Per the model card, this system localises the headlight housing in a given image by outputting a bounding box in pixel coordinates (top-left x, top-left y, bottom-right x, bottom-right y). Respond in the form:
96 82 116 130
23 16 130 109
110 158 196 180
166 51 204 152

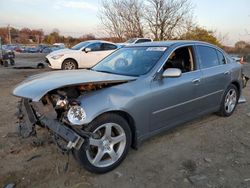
67 105 86 125
51 54 64 60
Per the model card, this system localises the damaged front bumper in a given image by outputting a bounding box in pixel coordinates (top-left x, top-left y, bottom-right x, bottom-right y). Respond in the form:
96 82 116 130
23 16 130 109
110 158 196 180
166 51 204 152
17 99 85 150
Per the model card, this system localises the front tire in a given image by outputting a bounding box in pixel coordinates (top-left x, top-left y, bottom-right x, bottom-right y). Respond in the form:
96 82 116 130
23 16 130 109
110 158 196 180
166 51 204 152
74 113 132 173
218 84 239 117
62 59 78 70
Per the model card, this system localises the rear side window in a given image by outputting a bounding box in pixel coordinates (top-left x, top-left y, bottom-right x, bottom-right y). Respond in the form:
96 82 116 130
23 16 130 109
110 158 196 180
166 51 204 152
101 43 117 50
197 45 219 69
135 39 152 43
216 50 226 65
87 43 101 51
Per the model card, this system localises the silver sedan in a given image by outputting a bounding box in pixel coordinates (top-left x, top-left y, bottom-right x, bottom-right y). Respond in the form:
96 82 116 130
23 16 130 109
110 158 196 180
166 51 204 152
13 41 247 173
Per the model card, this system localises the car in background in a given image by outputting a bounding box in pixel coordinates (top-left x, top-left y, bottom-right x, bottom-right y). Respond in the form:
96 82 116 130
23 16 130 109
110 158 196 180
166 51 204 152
45 40 120 70
37 44 50 52
23 46 40 53
0 38 15 66
41 47 53 53
53 43 65 48
230 55 243 64
2 44 23 53
42 45 65 54
120 38 153 46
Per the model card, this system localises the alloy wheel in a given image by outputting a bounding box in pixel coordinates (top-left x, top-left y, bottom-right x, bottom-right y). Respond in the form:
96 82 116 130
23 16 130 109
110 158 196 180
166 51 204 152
224 88 237 113
86 123 126 168
63 61 76 69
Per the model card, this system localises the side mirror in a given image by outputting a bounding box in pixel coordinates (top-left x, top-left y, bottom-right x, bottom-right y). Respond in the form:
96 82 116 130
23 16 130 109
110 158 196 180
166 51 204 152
84 48 91 53
162 68 182 78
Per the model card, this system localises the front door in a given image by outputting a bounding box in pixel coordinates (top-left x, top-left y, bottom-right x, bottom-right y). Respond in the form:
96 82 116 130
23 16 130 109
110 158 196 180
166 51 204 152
81 43 116 68
149 45 203 131
150 70 203 131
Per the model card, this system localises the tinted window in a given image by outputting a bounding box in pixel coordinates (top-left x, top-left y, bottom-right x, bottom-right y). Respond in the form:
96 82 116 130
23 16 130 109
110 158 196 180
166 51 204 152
136 39 151 43
197 46 219 68
87 43 101 51
101 43 117 50
217 50 226 65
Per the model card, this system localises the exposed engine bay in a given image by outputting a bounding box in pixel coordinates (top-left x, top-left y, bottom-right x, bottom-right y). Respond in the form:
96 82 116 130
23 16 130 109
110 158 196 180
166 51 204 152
43 82 118 124
17 81 126 152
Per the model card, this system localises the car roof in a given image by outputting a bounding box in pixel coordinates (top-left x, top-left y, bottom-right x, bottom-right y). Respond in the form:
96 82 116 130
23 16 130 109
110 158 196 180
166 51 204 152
86 40 117 45
132 38 152 40
128 40 216 48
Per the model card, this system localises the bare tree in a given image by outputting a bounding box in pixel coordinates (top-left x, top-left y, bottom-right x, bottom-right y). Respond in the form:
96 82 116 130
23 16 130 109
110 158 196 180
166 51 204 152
99 0 194 41
99 0 144 40
144 0 194 40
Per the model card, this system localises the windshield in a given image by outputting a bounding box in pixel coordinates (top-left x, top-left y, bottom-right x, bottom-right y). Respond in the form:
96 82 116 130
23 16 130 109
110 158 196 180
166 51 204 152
92 47 167 76
71 41 90 50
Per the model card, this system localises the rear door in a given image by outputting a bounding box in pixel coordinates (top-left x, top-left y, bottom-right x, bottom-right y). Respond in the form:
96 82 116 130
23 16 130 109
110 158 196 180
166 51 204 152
195 45 231 111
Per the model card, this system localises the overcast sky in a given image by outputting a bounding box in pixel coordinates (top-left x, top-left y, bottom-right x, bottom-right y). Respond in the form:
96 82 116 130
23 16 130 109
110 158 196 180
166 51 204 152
0 0 249 46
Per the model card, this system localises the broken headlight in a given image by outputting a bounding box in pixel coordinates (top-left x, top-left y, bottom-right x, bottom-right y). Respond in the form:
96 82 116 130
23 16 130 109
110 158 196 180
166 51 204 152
67 105 86 125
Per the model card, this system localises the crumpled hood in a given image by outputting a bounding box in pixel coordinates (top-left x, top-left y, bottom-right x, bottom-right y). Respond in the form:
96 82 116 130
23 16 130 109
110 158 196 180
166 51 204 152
13 69 137 101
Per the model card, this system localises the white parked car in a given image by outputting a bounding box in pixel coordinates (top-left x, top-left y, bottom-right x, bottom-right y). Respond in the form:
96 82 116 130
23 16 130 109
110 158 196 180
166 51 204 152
45 40 120 70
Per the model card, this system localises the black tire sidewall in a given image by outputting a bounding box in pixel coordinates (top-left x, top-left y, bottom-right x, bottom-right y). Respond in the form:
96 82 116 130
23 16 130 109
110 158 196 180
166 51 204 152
220 84 239 117
74 113 132 173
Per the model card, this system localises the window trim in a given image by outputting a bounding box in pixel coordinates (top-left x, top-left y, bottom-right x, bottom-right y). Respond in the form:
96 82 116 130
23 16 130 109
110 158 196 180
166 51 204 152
216 49 226 65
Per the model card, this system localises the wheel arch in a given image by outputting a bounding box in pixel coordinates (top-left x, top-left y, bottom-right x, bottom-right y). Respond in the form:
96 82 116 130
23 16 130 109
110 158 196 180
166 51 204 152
93 110 138 149
230 80 241 97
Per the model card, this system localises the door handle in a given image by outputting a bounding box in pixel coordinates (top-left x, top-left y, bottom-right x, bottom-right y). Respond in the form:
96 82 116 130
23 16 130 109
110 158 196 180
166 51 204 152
224 71 230 75
192 78 201 84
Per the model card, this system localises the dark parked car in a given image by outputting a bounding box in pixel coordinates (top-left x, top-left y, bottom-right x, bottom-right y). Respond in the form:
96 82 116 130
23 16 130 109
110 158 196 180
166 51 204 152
13 41 248 173
0 39 15 66
23 47 39 53
37 44 49 52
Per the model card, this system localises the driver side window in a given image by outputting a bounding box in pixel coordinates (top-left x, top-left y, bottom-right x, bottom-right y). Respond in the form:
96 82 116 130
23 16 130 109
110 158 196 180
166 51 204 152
163 46 196 73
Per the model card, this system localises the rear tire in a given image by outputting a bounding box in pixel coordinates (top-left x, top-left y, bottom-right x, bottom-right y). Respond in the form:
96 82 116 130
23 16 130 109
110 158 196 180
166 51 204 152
217 84 239 117
62 59 78 70
73 113 132 173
